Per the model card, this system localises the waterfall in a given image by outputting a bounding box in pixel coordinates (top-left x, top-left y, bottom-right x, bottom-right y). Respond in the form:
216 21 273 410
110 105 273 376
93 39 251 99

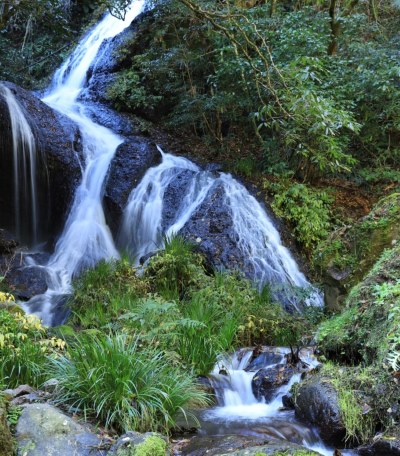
21 1 145 325
120 152 323 309
0 84 42 245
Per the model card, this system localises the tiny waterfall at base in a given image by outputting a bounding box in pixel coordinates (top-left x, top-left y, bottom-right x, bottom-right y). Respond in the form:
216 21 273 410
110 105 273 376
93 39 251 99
0 84 44 246
120 151 323 309
195 349 354 456
21 0 146 325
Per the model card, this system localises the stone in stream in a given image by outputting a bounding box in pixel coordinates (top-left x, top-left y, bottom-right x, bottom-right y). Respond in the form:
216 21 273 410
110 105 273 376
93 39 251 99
16 403 107 456
294 374 346 447
357 428 400 455
108 431 169 455
251 364 296 402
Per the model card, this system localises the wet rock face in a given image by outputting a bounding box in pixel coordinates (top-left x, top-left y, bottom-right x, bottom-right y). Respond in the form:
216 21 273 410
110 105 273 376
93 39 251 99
0 81 82 245
294 374 346 446
103 137 161 236
357 432 400 455
251 364 295 402
180 183 244 273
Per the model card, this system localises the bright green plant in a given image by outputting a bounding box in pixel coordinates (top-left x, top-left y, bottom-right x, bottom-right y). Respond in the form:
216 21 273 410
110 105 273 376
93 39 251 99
265 179 333 251
134 435 167 456
48 333 209 433
144 235 206 300
0 310 65 388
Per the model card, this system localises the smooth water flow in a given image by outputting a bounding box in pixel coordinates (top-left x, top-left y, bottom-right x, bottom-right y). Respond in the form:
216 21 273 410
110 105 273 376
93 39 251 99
120 152 323 309
0 84 42 245
21 1 145 325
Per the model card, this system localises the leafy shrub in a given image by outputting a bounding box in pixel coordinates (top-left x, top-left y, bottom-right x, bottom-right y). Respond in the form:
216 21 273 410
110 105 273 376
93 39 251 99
144 236 206 300
265 179 333 251
70 257 149 328
48 333 209 432
0 310 65 388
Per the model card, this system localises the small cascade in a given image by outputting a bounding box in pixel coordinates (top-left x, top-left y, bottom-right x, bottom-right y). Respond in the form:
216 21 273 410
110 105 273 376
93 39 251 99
0 84 44 245
22 1 145 325
119 150 214 262
120 151 323 308
198 348 343 456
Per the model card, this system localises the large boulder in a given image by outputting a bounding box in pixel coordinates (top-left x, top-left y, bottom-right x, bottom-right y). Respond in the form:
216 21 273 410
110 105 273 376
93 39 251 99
314 193 400 311
16 403 106 456
103 136 161 235
180 182 245 273
294 374 346 446
0 81 82 246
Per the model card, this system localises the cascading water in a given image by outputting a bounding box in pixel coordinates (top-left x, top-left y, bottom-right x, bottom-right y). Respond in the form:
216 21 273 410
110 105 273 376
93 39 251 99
120 151 323 309
0 84 43 245
196 349 352 456
21 0 145 325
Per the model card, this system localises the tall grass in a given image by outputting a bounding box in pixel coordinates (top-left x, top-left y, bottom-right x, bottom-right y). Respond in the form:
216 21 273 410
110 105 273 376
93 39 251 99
48 333 209 432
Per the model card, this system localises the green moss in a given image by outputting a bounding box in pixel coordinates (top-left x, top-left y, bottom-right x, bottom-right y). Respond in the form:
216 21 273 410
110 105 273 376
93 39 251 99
317 244 400 365
314 193 400 286
271 450 318 456
134 436 167 456
0 396 14 456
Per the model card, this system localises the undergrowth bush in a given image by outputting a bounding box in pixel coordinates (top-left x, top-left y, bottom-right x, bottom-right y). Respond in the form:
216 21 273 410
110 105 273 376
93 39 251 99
48 333 209 433
264 179 333 252
0 309 65 388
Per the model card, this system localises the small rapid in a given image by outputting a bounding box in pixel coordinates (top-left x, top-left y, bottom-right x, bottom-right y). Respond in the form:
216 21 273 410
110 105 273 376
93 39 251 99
196 349 351 456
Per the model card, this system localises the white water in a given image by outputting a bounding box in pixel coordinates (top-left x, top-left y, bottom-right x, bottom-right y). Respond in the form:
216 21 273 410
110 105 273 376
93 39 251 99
21 1 145 325
0 84 41 245
120 152 323 309
201 349 338 456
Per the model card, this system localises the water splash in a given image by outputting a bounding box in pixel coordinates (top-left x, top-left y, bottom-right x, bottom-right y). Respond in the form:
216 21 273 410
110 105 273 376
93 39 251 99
0 84 43 245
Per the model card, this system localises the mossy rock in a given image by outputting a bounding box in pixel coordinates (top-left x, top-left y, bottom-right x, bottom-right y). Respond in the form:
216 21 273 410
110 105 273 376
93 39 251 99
109 432 169 456
0 396 14 456
317 243 400 365
315 193 400 310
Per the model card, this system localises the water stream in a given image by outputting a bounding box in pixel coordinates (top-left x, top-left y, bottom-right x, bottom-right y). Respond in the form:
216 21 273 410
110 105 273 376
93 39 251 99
21 0 146 325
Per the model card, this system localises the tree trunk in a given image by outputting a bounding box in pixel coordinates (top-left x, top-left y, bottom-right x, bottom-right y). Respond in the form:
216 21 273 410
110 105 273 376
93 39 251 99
328 0 339 55
269 0 277 17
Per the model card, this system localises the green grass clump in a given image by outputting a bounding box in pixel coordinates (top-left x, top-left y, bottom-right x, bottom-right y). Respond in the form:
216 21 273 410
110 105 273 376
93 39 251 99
134 436 167 456
48 332 209 433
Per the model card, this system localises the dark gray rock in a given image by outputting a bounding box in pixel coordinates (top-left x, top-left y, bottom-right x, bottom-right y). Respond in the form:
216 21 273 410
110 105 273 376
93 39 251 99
251 364 295 402
0 229 18 254
0 81 82 246
294 374 346 446
245 350 284 373
16 403 107 456
179 434 322 455
2 253 50 301
104 136 161 235
358 432 400 455
181 182 243 272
